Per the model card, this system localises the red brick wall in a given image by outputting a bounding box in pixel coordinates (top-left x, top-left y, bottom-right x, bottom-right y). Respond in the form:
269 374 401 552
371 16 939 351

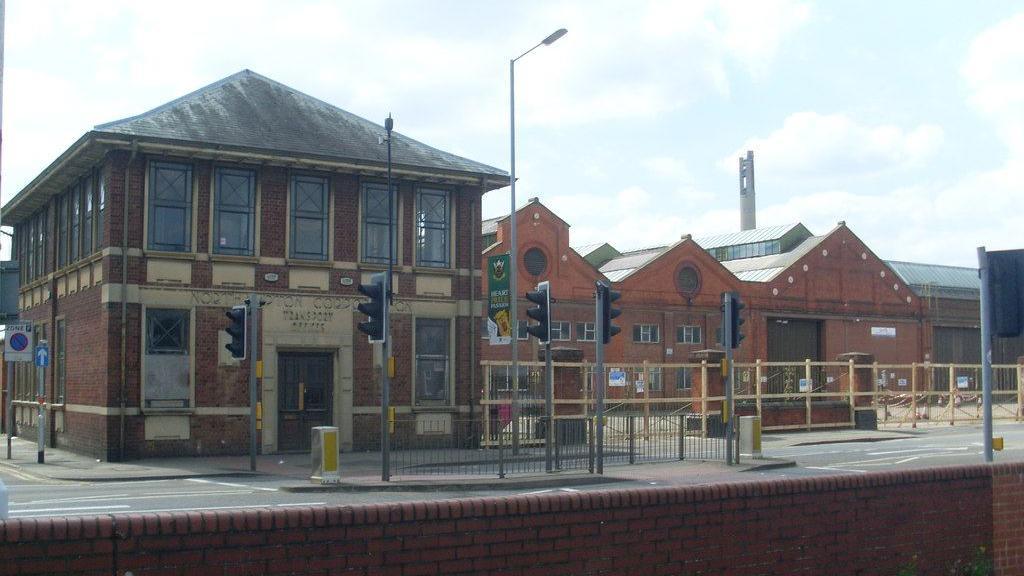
5 463 1023 575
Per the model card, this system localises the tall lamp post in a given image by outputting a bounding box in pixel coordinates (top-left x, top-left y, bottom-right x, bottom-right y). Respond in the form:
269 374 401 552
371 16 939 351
509 28 567 448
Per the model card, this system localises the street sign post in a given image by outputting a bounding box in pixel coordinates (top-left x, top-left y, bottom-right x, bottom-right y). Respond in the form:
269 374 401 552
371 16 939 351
4 323 32 460
35 340 48 464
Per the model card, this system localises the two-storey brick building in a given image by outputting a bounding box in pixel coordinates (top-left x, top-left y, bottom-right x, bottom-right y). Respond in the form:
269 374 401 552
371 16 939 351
3 70 507 460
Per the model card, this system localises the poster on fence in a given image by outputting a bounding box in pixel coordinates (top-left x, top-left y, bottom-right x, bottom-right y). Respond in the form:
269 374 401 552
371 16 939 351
487 254 512 345
957 376 970 389
799 378 810 392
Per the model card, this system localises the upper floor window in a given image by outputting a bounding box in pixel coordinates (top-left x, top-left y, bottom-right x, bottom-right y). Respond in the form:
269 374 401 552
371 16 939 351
576 322 596 342
290 174 329 261
148 161 193 252
57 194 68 268
416 188 450 268
517 319 528 340
361 182 397 264
70 185 81 261
551 321 571 341
82 176 94 257
676 325 702 344
97 178 106 250
633 324 660 343
214 168 256 256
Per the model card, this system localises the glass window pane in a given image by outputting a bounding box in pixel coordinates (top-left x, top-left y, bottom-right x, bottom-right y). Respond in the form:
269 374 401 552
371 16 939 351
153 206 187 247
293 217 324 257
217 212 249 251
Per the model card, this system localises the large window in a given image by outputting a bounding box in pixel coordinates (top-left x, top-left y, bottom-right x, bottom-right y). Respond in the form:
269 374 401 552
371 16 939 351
148 162 193 252
415 188 450 268
415 318 450 405
37 212 46 277
290 174 329 260
676 325 702 344
576 322 596 342
70 185 80 262
648 368 663 392
551 321 571 341
96 178 105 250
361 182 398 264
675 368 692 391
214 167 256 255
82 176 93 257
144 309 191 408
57 194 68 268
55 319 66 404
633 324 660 343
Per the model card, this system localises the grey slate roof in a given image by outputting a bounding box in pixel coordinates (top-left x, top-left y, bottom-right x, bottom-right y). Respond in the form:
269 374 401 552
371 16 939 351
95 69 507 180
885 260 980 300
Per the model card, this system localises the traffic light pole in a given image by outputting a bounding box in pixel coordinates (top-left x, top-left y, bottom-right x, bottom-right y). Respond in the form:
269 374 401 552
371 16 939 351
544 340 553 472
249 293 259 472
723 292 735 466
977 247 993 463
595 294 605 474
382 115 394 483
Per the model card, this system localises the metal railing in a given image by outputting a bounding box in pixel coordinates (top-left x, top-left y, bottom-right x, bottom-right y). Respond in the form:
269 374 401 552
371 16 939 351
383 359 1022 478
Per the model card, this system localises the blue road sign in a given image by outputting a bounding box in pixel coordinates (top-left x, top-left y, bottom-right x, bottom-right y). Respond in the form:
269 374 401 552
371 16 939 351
35 344 49 367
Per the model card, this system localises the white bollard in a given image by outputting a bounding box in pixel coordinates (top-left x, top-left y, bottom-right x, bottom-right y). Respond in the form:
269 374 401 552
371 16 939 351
739 416 762 458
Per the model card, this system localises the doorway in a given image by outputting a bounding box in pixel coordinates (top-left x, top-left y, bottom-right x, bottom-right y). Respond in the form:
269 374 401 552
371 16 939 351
277 352 333 452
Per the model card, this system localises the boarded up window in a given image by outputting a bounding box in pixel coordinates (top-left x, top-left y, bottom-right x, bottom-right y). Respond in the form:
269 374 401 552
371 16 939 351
145 309 190 408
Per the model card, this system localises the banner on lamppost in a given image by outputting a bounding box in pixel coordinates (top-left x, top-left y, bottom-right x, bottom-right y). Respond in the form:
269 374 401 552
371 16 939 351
487 254 512 345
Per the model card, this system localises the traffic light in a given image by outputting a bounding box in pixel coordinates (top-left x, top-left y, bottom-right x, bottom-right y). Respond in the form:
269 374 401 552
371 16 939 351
225 304 247 360
525 281 551 344
988 249 1024 338
726 292 745 349
597 281 621 344
357 272 388 343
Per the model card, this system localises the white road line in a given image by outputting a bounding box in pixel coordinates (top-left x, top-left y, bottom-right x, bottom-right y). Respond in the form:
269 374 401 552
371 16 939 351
277 502 326 507
11 494 131 506
187 478 278 492
12 505 131 514
806 466 867 473
893 456 919 465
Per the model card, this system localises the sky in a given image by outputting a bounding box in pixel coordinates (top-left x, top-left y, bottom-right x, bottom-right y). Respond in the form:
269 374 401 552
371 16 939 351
2 0 1022 266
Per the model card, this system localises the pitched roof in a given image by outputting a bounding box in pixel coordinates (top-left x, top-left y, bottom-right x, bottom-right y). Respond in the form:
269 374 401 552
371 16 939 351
598 245 669 281
482 215 504 236
4 70 509 224
885 260 980 300
96 69 507 179
695 223 809 250
719 235 827 282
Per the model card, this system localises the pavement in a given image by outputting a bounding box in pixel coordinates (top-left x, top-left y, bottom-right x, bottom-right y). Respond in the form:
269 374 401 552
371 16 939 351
0 431 816 491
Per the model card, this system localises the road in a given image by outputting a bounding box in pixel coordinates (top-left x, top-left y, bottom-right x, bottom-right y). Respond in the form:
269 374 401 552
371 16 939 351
1 423 1020 519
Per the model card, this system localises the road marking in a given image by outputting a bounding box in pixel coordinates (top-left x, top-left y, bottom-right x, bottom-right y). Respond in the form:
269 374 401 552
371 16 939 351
278 502 326 507
893 456 919 465
11 494 131 506
187 478 278 492
11 504 131 515
806 466 867 473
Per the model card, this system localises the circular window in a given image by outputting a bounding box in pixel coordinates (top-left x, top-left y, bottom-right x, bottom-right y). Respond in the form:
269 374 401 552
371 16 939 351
677 265 700 295
523 248 548 276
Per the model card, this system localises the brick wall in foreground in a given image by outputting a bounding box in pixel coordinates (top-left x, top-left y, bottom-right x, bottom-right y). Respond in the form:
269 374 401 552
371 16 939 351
2 463 1022 576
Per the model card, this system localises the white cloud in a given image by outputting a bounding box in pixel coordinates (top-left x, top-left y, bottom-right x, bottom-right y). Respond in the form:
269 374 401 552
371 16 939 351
963 12 1024 156
722 112 944 180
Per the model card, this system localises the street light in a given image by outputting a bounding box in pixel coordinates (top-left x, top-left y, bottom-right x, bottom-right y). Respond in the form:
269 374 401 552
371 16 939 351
509 28 567 448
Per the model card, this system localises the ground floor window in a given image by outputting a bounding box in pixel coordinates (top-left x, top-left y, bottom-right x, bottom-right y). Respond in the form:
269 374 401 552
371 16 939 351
415 318 450 405
144 308 191 409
